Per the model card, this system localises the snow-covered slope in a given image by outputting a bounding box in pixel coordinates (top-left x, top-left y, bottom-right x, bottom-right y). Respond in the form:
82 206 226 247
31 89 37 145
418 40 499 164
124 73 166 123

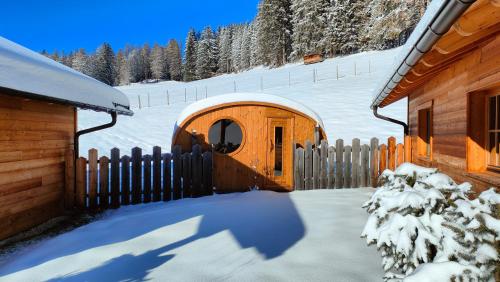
79 48 406 156
0 189 383 281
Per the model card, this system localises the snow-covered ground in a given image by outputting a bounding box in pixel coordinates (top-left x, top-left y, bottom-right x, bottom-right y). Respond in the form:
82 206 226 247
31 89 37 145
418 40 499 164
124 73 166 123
0 189 383 281
78 48 406 156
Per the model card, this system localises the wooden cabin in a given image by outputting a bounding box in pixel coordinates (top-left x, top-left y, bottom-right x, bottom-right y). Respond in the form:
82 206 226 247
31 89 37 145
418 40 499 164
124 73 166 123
304 54 324 65
371 0 500 191
0 37 132 240
172 93 326 192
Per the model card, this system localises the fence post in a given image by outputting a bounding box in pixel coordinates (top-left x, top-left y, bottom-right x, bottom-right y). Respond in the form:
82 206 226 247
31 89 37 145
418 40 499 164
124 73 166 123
388 137 396 171
110 148 120 208
352 139 360 188
182 153 192 198
121 155 130 205
370 138 379 187
153 147 162 202
138 95 142 109
361 145 370 187
162 153 172 201
295 147 305 190
379 144 387 174
76 157 87 210
147 92 151 107
172 146 182 200
344 145 352 188
288 72 291 87
131 147 142 204
397 143 404 167
202 151 213 195
336 65 339 80
404 135 411 162
328 146 335 189
313 148 320 189
191 145 202 197
313 68 316 83
184 88 187 102
88 149 98 210
234 81 237 92
143 154 152 203
305 141 313 189
205 86 208 98
99 156 109 209
320 140 328 189
195 87 198 101
335 139 344 188
167 90 170 105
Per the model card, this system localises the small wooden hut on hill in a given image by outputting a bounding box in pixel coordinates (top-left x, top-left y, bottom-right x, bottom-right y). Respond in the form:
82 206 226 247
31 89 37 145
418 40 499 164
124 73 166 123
172 93 326 192
0 36 132 240
371 0 500 190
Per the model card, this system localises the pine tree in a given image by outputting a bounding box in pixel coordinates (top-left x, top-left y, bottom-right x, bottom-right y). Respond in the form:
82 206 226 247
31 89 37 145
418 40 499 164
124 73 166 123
218 27 232 73
140 43 151 81
256 0 292 67
72 49 90 75
128 48 143 83
184 29 198 81
290 0 330 61
231 25 243 72
165 39 183 81
249 22 261 67
93 42 116 86
195 26 218 79
150 43 168 81
240 24 252 70
116 50 131 85
327 0 368 55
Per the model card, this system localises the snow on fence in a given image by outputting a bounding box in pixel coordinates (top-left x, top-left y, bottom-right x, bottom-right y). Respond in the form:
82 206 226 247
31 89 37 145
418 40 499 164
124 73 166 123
294 136 410 189
67 145 213 211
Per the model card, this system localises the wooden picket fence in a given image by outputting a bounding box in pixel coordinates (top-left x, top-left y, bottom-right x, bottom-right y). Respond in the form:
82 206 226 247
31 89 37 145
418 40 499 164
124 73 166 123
294 136 410 189
69 145 213 211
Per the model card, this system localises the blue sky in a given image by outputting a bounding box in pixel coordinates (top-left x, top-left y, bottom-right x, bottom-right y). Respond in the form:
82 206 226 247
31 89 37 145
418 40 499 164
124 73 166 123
1 0 260 53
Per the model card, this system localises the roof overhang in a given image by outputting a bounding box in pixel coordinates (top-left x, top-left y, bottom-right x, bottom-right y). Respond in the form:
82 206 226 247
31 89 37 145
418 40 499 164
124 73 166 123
0 36 133 115
371 0 500 108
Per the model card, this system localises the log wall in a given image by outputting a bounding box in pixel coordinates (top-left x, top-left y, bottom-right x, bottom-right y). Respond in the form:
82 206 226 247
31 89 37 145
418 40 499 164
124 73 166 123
0 93 75 240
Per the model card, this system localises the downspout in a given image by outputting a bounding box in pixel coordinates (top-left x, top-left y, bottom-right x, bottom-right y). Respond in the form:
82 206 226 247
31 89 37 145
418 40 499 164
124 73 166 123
373 106 408 136
74 111 117 160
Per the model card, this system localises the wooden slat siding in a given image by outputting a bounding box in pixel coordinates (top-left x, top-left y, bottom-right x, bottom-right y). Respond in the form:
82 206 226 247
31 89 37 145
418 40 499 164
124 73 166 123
99 156 109 209
172 146 182 200
344 145 352 188
379 144 387 174
312 148 320 189
304 141 313 190
143 154 152 203
162 153 172 201
352 139 360 188
320 140 328 188
335 139 344 188
296 148 305 190
121 156 130 205
131 147 142 204
75 157 87 210
396 144 404 167
388 137 396 171
404 135 411 163
152 147 162 202
370 138 379 187
110 148 120 208
202 151 213 195
327 146 335 189
64 149 75 209
192 145 203 197
182 153 192 198
361 145 370 187
88 149 98 210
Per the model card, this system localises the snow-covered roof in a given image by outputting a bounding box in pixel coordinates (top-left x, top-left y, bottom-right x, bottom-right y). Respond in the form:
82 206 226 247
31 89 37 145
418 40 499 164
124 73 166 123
0 36 132 115
370 0 473 108
175 93 325 129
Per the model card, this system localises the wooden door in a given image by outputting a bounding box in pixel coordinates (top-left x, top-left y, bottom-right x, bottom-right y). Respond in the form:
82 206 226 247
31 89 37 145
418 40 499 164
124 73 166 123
266 118 293 190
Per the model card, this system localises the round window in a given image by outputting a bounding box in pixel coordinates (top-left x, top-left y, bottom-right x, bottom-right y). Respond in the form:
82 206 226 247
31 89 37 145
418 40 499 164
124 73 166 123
208 119 243 154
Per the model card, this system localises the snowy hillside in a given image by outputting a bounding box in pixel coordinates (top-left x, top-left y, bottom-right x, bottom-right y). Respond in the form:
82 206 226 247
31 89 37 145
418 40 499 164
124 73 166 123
79 48 406 156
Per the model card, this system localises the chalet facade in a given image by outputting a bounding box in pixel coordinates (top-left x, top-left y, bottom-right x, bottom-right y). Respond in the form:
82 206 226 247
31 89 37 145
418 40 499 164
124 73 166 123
371 0 500 190
0 37 132 240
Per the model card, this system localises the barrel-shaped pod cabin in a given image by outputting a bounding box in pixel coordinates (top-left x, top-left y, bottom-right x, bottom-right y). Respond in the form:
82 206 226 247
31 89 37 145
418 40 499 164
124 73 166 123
172 93 326 192
0 37 132 240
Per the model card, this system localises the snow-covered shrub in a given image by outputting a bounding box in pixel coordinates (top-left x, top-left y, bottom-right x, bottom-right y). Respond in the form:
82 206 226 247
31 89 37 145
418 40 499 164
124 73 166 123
361 163 500 281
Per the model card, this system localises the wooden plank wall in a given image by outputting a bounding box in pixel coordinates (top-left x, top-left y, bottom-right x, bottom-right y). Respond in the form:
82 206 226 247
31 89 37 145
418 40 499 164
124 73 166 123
0 93 75 240
294 137 408 189
74 145 213 211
